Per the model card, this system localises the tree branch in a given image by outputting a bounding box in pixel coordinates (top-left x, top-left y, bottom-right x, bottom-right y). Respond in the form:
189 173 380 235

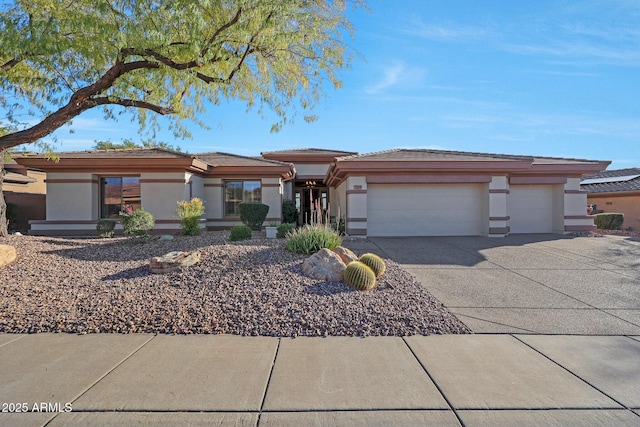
90 97 174 115
1 57 23 72
0 59 163 151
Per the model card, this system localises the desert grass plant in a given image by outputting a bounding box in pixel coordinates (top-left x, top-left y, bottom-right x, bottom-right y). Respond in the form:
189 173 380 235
229 225 252 241
96 219 116 238
176 198 205 236
285 224 342 254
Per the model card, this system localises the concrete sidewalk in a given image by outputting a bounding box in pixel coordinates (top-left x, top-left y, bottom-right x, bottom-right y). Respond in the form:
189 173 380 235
1 333 639 426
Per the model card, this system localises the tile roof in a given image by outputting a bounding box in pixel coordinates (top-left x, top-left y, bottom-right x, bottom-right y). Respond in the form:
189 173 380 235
335 148 605 164
581 168 640 193
14 148 193 159
261 148 357 156
195 152 291 167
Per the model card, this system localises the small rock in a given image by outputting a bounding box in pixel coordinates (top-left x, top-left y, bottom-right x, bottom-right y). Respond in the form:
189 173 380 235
149 250 201 273
14 232 23 236
0 245 17 269
302 248 346 282
159 234 174 241
332 246 359 264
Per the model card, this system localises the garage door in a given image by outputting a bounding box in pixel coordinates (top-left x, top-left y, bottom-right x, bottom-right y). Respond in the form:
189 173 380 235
509 185 553 233
367 184 485 236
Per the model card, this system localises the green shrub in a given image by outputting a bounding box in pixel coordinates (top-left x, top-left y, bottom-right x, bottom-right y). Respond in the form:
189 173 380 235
285 225 342 254
282 199 297 224
120 209 155 238
96 219 116 238
344 261 376 291
277 222 296 238
594 213 624 230
229 225 252 241
239 201 270 230
176 198 205 235
359 253 386 277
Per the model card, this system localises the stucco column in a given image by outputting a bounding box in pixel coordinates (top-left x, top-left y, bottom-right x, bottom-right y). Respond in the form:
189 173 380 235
345 176 367 237
563 177 595 232
489 176 510 237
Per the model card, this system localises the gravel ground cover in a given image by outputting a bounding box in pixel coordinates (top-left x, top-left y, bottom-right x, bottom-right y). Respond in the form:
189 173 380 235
0 232 470 336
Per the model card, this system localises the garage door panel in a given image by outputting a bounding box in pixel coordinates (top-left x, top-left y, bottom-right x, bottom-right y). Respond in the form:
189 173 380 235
367 184 484 237
509 185 553 233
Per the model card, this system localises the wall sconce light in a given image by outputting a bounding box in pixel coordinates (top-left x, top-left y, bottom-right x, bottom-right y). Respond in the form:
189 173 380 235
305 180 316 187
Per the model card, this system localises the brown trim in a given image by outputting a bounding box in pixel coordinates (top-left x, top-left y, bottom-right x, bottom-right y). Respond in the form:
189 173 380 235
367 174 492 184
139 179 187 184
346 217 367 222
346 189 367 195
14 157 208 174
30 219 99 225
265 217 281 222
510 176 567 185
204 183 223 187
489 227 510 234
207 217 241 222
564 215 593 220
347 228 367 236
294 174 326 181
565 190 586 194
489 216 510 221
45 179 98 184
489 189 510 194
261 183 281 188
565 225 596 232
587 191 640 198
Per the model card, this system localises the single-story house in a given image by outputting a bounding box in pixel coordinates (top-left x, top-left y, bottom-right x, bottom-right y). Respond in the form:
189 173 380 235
581 168 640 231
13 147 609 237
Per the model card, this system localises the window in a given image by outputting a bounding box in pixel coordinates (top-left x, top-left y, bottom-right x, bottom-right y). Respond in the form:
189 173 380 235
100 177 141 218
224 180 261 216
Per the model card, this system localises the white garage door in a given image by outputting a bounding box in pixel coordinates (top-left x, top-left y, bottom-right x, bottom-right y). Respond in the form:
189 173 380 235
509 185 553 233
367 184 485 236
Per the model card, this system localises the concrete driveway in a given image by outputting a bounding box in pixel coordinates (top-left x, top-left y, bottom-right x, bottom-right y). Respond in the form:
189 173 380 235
369 234 640 334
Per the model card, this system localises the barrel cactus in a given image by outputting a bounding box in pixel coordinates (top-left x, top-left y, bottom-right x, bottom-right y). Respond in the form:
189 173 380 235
359 253 386 277
344 261 376 291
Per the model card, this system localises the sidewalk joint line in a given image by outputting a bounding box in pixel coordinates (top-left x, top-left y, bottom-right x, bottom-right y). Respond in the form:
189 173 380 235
0 334 25 348
511 334 631 411
257 337 281 424
69 334 158 406
401 337 465 427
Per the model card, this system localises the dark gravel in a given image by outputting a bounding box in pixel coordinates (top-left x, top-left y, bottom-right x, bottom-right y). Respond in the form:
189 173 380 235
0 232 471 336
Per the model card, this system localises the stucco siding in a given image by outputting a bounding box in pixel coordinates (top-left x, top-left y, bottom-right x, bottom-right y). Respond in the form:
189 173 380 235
588 193 640 230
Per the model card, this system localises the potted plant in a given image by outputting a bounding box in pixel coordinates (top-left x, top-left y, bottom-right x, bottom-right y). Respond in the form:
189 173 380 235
265 221 279 239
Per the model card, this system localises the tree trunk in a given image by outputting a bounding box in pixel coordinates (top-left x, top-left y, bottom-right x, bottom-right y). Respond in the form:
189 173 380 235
0 152 7 237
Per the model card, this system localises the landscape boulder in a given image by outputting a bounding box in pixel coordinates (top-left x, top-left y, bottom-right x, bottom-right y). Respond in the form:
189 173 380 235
331 246 359 265
149 250 201 274
0 245 17 269
302 248 346 282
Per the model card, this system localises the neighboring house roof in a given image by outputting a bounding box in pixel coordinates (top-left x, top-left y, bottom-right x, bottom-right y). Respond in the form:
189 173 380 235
2 161 37 184
326 149 610 186
580 168 640 194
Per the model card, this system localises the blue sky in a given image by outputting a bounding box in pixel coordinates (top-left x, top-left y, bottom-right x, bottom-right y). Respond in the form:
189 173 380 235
30 0 640 170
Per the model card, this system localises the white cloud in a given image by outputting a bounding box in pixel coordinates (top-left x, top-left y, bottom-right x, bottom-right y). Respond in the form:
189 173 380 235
364 62 427 95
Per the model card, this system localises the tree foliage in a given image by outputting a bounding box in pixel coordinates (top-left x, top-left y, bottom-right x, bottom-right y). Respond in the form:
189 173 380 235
0 0 362 151
93 138 181 151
